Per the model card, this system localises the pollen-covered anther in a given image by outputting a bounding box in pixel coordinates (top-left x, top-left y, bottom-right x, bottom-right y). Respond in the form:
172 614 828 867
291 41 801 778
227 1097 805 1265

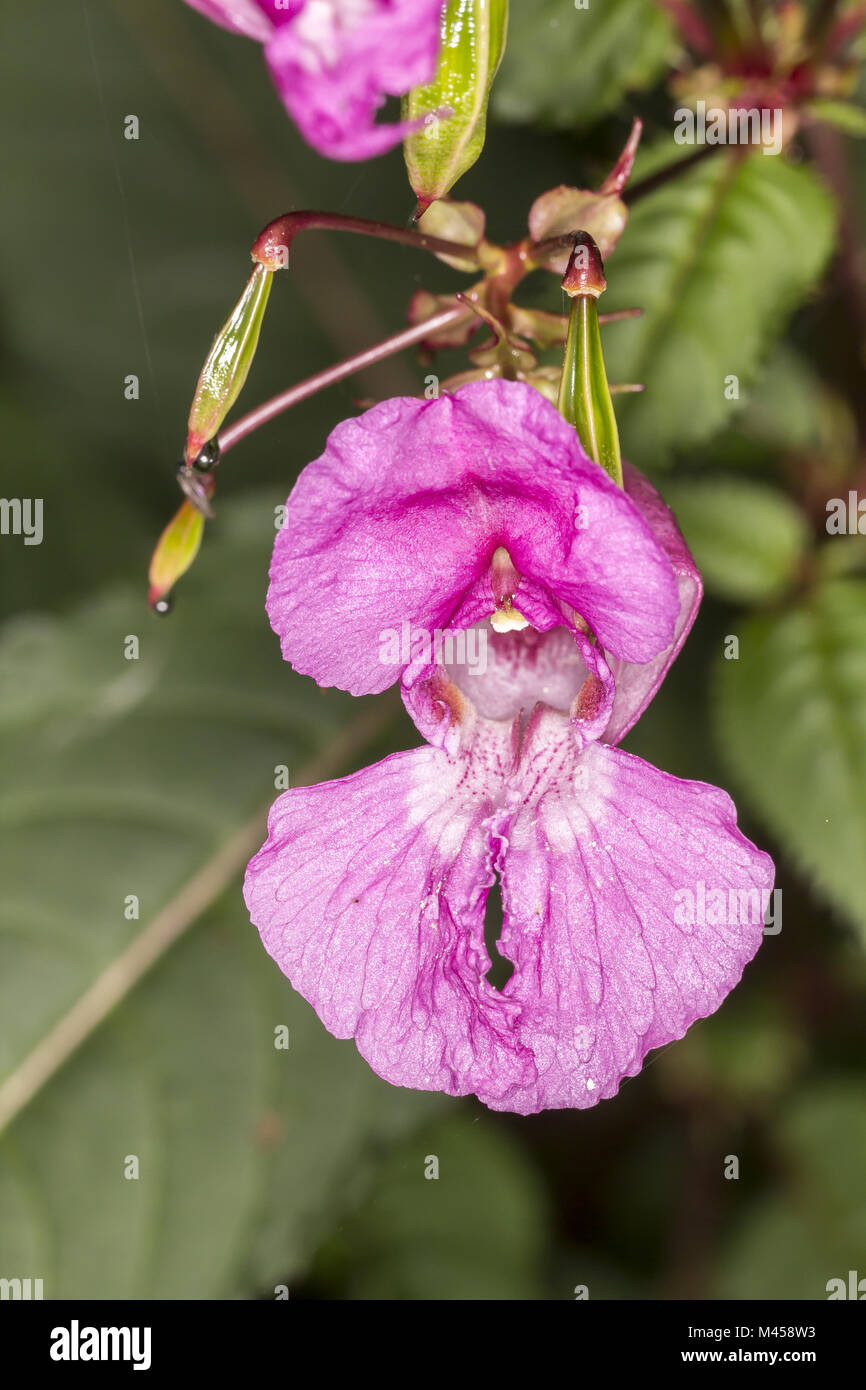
489 545 529 632
490 602 529 633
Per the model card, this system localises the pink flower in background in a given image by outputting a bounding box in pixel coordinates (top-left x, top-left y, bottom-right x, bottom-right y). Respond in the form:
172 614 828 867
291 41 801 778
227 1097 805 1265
184 0 445 160
244 380 774 1113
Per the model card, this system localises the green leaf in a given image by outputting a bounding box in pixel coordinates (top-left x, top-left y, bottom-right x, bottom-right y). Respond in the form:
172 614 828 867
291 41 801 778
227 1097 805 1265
714 580 866 942
677 345 857 480
493 0 672 129
663 476 810 603
314 1114 550 1299
734 345 856 461
0 386 150 622
717 1081 866 1298
603 153 836 466
0 497 440 1297
717 1200 840 1300
658 995 804 1104
807 98 866 138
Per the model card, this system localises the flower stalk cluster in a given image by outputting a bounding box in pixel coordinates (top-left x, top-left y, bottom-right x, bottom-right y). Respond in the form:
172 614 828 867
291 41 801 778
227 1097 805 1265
148 122 646 608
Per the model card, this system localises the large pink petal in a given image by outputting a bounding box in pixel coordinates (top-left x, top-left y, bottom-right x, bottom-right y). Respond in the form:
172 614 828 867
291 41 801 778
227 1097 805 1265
184 0 273 42
602 463 702 745
184 1 442 161
243 746 537 1102
492 730 774 1113
263 0 444 160
267 381 679 695
245 725 773 1114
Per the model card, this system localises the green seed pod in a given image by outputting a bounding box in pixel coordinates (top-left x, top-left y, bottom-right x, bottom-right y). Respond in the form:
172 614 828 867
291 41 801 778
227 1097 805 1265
148 499 205 611
403 0 509 214
185 262 273 463
558 233 623 489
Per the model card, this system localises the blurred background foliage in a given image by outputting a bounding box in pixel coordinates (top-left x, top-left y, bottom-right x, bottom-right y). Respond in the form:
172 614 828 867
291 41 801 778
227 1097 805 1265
0 0 865 1300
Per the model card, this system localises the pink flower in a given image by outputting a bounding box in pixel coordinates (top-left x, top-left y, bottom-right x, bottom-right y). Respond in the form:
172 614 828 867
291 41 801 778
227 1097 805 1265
244 380 773 1113
183 0 445 160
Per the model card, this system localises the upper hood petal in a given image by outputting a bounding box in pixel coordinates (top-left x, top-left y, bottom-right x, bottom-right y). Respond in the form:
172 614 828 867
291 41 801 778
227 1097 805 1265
184 0 274 42
602 463 702 745
267 380 680 695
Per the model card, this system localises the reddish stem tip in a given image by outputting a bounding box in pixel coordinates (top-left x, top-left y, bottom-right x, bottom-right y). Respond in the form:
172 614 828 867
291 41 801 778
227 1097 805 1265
562 232 607 298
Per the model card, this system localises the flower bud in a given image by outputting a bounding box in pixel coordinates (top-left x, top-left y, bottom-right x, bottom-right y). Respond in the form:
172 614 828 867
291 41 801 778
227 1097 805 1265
148 498 205 611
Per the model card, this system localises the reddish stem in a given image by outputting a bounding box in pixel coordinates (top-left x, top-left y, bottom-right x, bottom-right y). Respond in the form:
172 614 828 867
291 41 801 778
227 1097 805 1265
623 143 723 204
218 304 473 453
825 2 866 58
599 308 643 324
251 211 483 272
219 298 641 455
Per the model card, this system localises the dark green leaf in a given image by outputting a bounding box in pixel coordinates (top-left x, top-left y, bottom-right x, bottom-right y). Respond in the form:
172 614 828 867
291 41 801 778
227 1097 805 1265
717 1081 866 1298
663 476 810 603
604 154 836 466
715 580 866 942
493 0 672 129
0 499 440 1297
315 1114 550 1299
